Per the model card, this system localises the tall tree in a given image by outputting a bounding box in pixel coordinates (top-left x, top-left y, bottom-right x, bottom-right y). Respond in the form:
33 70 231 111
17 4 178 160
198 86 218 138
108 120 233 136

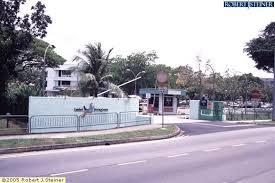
244 22 275 72
16 38 66 85
0 0 52 114
176 64 205 99
73 42 113 97
110 51 158 95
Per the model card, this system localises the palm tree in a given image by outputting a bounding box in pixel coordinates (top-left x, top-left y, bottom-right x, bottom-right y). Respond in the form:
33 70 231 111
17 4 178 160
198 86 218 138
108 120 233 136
73 43 125 97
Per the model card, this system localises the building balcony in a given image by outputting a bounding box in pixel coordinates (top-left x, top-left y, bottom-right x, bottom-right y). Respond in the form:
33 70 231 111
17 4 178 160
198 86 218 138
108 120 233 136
60 74 72 77
53 86 78 91
52 77 78 81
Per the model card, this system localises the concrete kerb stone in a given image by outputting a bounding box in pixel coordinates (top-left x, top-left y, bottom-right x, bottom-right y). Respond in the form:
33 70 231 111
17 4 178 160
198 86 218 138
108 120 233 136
236 121 275 126
225 119 275 126
0 125 181 155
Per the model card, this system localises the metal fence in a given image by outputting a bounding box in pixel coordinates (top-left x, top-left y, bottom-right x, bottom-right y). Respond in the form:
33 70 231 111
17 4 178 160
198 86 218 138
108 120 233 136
119 111 151 127
225 108 272 121
18 111 151 134
29 115 79 133
79 113 118 131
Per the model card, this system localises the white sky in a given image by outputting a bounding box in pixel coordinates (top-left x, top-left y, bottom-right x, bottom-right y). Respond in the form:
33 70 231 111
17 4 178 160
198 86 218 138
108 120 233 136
26 0 275 78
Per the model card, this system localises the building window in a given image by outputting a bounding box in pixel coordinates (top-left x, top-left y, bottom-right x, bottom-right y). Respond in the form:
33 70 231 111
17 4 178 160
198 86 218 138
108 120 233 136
61 70 72 77
164 96 173 107
61 81 71 86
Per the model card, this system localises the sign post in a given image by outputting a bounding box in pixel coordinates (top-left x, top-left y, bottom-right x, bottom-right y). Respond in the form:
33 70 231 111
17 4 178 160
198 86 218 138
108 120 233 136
159 87 167 128
156 71 169 129
162 92 164 128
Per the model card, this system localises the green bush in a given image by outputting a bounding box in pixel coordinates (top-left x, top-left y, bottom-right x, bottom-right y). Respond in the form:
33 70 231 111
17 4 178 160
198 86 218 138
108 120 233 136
6 82 42 114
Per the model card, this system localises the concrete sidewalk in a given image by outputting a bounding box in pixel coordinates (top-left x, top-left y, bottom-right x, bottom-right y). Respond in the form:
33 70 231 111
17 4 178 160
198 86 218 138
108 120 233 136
0 124 162 140
152 115 273 124
152 115 214 124
225 119 272 123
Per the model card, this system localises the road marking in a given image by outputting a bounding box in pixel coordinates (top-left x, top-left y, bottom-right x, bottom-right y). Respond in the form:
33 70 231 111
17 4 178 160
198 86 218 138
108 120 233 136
50 169 88 176
256 140 266 143
117 160 146 166
203 148 221 152
232 144 246 147
168 153 189 158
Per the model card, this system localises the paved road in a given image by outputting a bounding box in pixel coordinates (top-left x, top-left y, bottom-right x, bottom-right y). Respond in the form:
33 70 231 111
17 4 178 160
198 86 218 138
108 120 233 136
1 126 275 183
176 121 268 136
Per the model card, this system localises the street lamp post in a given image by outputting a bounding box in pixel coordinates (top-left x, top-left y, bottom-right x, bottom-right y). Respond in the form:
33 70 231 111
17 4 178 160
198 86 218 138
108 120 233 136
42 44 55 96
126 69 146 95
206 63 215 100
76 62 81 91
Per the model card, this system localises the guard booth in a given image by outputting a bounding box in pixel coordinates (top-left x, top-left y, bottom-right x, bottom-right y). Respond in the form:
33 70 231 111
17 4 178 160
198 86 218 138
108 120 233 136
199 98 224 121
139 88 187 115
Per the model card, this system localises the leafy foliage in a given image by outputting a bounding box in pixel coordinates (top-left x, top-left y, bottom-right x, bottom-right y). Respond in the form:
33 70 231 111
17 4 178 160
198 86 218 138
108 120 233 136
245 22 275 72
18 38 66 69
73 43 116 97
110 51 159 95
6 82 42 114
0 0 52 114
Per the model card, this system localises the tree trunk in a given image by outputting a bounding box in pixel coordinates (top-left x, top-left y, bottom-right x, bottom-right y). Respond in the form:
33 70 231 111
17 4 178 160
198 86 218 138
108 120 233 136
0 65 9 114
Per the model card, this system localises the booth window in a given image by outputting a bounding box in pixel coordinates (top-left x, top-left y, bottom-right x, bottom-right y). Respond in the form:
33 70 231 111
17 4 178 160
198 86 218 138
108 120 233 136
149 96 159 108
164 96 173 106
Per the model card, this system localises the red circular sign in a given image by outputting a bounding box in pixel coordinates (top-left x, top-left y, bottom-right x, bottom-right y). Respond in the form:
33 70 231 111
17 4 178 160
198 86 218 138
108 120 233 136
156 71 168 83
251 89 261 99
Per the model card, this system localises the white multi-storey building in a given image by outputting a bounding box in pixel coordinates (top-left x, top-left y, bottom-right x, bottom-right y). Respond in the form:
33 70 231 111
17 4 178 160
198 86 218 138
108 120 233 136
46 64 79 96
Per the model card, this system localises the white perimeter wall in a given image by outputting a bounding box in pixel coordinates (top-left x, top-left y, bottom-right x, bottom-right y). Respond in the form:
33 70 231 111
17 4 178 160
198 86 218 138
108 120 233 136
29 96 139 117
190 100 199 120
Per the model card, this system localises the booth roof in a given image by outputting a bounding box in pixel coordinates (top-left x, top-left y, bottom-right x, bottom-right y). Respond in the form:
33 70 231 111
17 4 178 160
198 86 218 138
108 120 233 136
139 88 187 96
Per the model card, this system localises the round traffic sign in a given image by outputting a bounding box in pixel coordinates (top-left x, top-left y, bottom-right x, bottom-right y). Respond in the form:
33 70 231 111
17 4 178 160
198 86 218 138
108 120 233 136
156 71 168 83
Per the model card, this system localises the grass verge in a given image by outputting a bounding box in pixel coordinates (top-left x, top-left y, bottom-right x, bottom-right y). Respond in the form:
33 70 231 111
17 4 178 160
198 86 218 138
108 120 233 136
0 120 28 135
0 125 177 149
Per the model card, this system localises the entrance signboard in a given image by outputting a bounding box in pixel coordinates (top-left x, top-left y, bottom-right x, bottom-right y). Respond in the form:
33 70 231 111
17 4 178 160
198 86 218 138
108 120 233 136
159 88 168 94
